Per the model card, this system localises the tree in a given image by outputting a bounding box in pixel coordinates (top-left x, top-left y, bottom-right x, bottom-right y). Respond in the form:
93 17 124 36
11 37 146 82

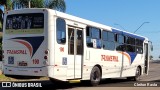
0 0 66 31
150 55 153 60
13 0 44 9
0 9 2 30
0 0 12 11
0 0 13 31
14 0 66 12
45 0 66 12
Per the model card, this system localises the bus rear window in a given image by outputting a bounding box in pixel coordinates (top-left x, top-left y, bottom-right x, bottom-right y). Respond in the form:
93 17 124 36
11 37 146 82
5 13 44 34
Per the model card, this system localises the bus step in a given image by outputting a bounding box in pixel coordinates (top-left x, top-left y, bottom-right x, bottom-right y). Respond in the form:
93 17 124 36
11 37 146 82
69 79 81 83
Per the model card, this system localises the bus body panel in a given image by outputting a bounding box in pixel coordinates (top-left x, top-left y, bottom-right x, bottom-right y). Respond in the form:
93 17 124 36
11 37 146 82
3 9 49 76
2 8 150 82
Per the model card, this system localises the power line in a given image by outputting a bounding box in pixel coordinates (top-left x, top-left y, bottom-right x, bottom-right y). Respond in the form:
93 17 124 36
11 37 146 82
134 22 150 33
138 31 160 34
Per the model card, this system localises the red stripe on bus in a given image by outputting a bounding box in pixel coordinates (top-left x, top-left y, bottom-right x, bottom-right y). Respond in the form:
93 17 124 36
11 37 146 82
15 40 33 57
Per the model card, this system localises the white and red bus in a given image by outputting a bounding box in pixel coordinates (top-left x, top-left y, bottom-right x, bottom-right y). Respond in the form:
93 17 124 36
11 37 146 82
2 8 151 86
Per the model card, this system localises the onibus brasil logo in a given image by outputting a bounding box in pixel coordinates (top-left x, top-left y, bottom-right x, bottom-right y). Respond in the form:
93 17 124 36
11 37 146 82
2 82 42 87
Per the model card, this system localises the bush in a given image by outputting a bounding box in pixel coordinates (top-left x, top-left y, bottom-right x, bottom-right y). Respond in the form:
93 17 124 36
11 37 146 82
0 43 1 61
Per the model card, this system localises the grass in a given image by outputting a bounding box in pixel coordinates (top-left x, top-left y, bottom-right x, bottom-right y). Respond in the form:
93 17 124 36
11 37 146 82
0 74 49 81
0 32 2 36
0 22 1 30
0 74 15 81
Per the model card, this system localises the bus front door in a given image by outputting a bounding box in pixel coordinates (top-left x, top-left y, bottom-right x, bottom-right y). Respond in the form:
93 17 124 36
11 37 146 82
144 43 149 74
67 27 83 79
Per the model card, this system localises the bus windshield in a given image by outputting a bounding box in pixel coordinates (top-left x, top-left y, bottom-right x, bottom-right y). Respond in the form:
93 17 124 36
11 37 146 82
5 13 44 34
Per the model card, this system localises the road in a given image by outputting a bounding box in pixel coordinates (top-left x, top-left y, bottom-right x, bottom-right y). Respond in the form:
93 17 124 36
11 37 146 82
0 60 160 90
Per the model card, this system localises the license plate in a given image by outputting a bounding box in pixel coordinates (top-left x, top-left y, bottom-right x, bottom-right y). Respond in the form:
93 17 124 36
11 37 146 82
18 61 28 66
8 56 14 64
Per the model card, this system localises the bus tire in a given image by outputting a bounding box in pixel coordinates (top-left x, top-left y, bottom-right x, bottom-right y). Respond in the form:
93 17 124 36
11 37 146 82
90 66 101 86
127 67 141 81
134 67 141 81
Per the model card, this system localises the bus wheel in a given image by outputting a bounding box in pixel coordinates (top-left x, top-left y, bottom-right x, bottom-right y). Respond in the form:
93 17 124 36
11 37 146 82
90 66 101 86
134 67 141 81
127 67 141 81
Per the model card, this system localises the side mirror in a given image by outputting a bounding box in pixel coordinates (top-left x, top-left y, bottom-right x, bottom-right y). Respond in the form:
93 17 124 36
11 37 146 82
149 41 153 51
151 45 153 51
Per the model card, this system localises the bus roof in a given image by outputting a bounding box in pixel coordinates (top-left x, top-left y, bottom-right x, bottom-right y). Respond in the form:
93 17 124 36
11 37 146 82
112 28 148 41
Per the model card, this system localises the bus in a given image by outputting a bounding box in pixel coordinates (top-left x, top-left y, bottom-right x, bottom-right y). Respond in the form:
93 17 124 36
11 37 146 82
2 8 151 86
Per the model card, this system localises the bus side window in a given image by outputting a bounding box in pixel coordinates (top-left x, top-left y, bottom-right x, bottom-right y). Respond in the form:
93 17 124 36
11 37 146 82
102 31 115 50
124 36 136 53
56 18 66 44
136 39 143 54
86 26 101 48
86 26 93 47
116 34 125 51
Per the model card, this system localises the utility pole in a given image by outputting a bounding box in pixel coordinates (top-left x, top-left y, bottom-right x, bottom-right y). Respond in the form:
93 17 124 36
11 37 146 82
28 0 31 8
134 22 150 33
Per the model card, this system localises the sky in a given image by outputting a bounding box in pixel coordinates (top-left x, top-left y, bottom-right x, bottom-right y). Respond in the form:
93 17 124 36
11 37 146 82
65 0 160 60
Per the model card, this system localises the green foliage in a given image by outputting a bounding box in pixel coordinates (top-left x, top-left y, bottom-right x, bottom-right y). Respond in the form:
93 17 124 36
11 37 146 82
0 0 12 11
14 0 44 8
150 55 153 60
0 74 49 81
0 11 2 32
1 0 66 12
0 6 3 31
0 36 2 48
6 0 12 11
0 0 66 33
13 0 66 12
31 0 44 8
0 22 1 31
46 0 66 12
0 0 6 5
0 36 2 61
